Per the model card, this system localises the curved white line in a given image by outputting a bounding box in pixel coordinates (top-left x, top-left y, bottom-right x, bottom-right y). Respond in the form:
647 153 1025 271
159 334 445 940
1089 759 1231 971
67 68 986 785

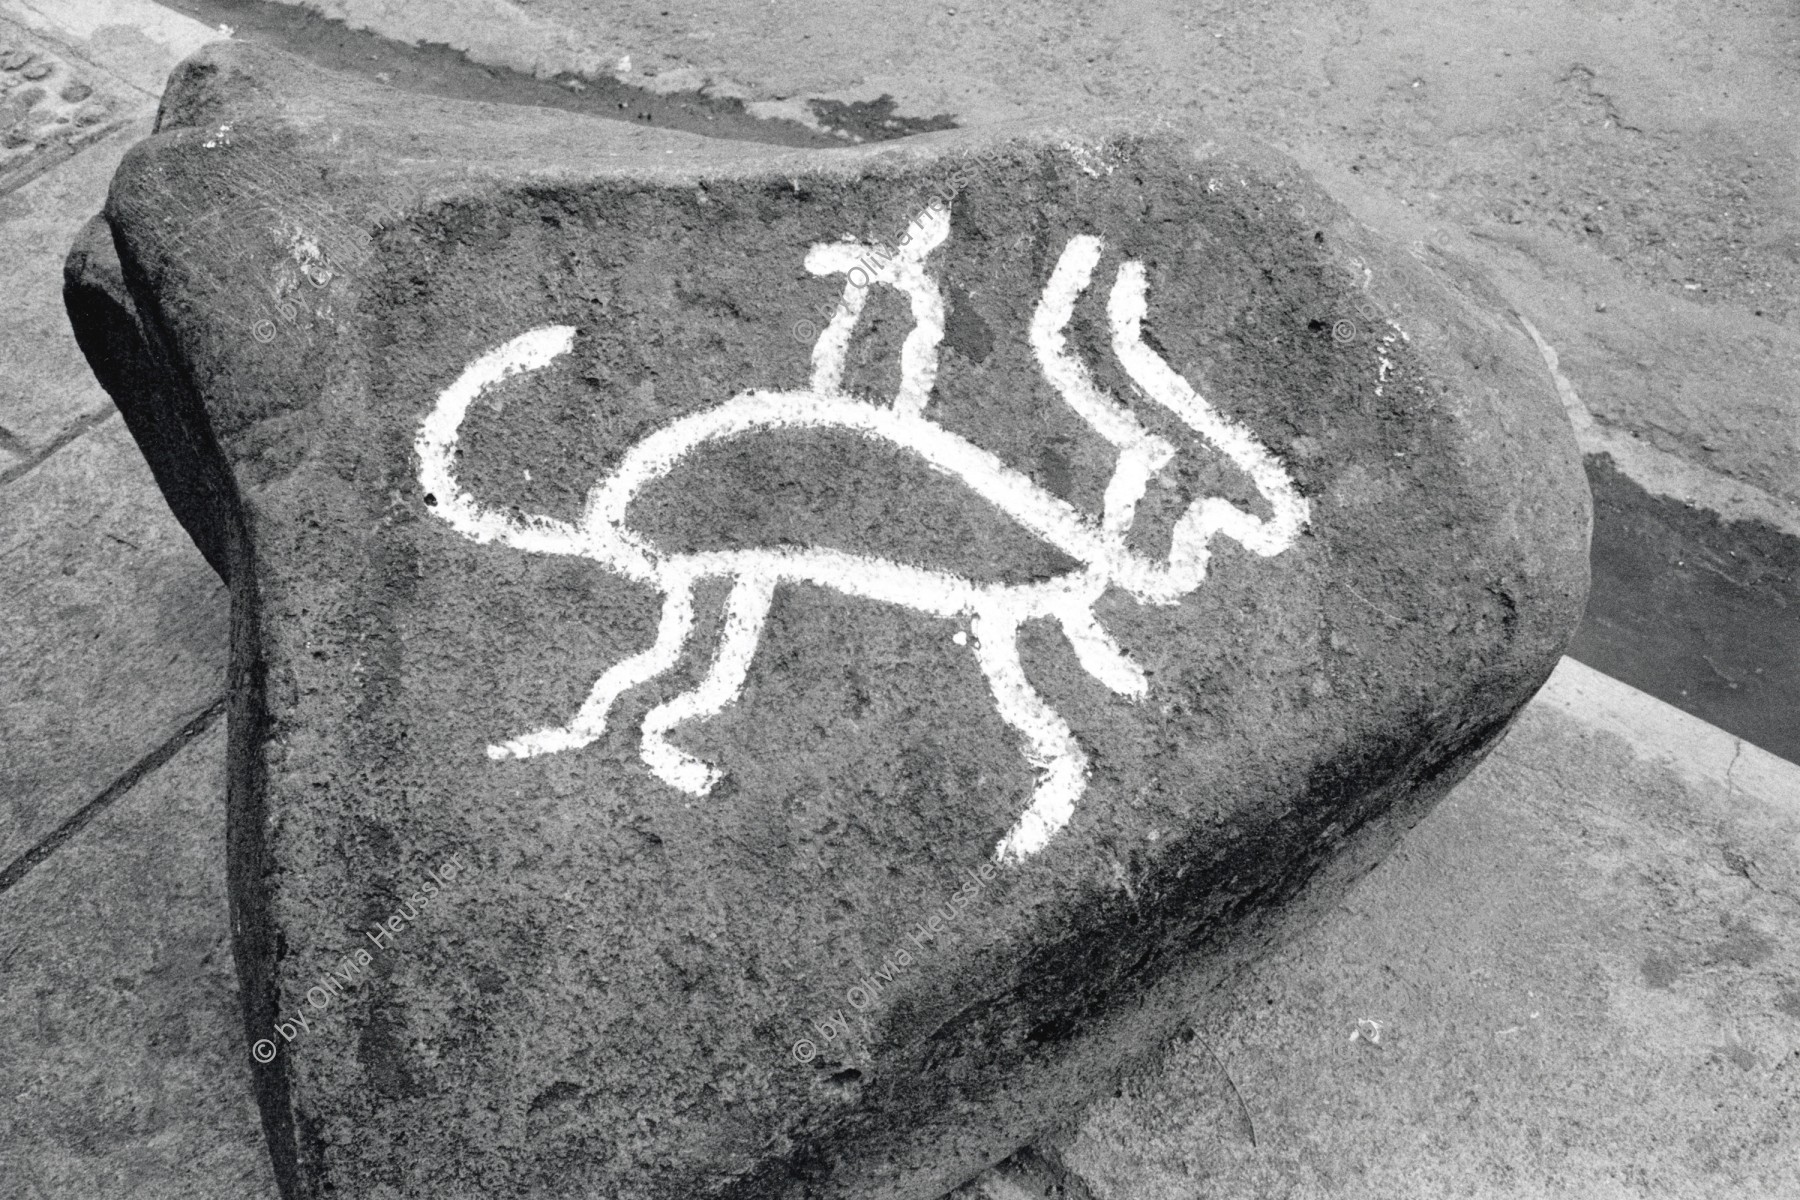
641 571 776 793
586 390 1147 593
1109 262 1311 574
804 244 870 396
889 205 950 415
1056 602 1148 698
1030 238 1177 536
421 207 1314 866
974 608 1087 864
488 570 699 760
1030 236 1145 450
804 202 949 412
416 325 589 558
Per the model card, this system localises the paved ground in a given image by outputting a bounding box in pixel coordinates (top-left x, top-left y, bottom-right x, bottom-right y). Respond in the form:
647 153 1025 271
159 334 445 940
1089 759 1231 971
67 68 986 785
1047 661 1800 1200
1 1 1797 1196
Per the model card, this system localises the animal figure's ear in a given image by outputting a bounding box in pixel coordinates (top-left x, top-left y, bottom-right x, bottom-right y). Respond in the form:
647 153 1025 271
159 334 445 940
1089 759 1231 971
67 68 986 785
1027 239 1175 535
1032 236 1140 448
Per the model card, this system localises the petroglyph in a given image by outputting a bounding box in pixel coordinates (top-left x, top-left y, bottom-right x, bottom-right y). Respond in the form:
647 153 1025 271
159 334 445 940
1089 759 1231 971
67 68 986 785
417 203 1309 862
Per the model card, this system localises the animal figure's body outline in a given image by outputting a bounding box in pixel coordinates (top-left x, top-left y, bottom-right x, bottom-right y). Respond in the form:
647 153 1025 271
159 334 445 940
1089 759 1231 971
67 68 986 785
417 202 1309 863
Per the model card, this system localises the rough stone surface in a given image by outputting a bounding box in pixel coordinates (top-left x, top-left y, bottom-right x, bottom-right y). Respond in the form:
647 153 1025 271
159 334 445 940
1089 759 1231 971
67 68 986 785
65 40 1588 1200
12 661 1794 1197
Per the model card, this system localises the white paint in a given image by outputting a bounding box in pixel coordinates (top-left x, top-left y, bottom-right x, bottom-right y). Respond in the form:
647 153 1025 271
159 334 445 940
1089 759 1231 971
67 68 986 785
976 1171 1042 1200
417 204 1310 862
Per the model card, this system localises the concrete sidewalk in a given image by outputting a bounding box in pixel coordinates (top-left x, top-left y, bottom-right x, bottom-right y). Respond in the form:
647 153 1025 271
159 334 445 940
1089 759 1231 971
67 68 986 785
2 2 1797 1197
1051 659 1800 1200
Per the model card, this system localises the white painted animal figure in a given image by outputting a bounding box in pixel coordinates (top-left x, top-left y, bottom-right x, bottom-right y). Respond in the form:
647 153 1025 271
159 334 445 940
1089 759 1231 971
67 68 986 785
416 202 1309 863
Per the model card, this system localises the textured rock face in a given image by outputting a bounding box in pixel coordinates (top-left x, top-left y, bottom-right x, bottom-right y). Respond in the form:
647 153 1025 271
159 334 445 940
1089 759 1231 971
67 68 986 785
65 40 1588 1200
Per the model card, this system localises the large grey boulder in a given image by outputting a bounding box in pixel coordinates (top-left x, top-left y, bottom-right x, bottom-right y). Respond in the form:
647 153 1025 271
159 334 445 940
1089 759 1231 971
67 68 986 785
65 40 1588 1200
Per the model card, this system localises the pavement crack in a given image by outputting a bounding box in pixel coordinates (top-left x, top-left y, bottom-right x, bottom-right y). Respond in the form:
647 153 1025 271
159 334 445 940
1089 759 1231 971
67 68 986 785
0 406 118 490
0 693 227 897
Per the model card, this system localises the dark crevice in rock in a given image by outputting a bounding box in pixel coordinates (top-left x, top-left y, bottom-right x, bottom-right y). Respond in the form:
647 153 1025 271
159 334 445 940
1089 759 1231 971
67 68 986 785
63 216 231 577
224 556 293 1196
65 205 296 1197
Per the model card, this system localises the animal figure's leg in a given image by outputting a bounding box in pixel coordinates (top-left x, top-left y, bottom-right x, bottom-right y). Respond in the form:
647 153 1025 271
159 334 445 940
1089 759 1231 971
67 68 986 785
1054 601 1148 699
970 609 1090 864
487 577 697 761
639 572 779 795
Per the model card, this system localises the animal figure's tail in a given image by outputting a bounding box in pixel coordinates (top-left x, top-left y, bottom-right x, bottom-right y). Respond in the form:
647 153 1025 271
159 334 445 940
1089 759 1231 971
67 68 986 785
415 324 589 559
418 324 699 764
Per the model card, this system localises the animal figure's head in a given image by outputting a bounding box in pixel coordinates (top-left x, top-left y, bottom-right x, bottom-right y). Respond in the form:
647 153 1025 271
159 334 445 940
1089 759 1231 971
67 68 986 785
784 201 1308 600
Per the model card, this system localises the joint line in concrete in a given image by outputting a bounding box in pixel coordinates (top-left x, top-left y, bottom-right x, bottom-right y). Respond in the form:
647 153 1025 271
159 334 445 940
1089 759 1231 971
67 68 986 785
0 692 228 897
